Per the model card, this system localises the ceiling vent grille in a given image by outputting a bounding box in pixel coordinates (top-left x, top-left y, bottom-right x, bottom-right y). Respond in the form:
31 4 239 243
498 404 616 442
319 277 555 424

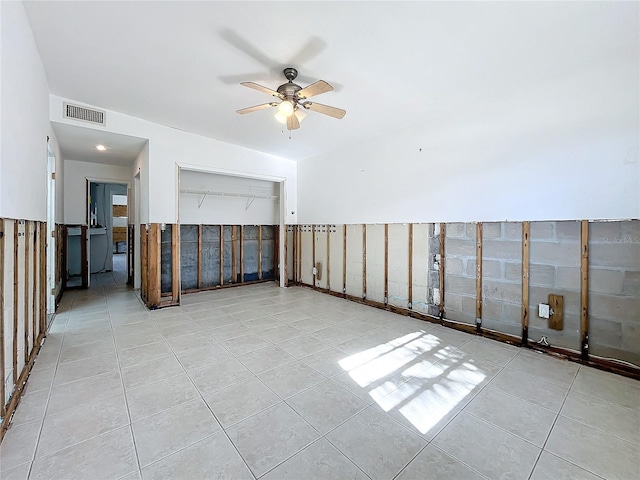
63 102 106 126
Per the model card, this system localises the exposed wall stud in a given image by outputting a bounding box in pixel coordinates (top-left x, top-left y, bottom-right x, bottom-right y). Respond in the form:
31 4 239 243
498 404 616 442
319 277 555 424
522 221 530 345
13 220 19 384
197 225 203 289
80 225 88 288
232 226 237 283
384 224 389 305
342 225 347 295
408 223 413 309
240 225 244 283
284 225 288 287
24 221 30 363
258 225 263 281
40 221 47 334
312 225 316 287
326 225 331 291
148 223 161 307
172 223 180 303
581 220 589 360
140 225 148 302
274 225 279 282
439 223 446 319
475 222 483 332
362 224 367 300
32 223 38 350
219 225 224 286
0 219 5 417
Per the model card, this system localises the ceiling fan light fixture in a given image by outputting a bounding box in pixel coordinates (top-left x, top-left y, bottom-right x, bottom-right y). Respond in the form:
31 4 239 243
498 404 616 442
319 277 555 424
294 108 307 123
274 111 288 124
278 100 294 116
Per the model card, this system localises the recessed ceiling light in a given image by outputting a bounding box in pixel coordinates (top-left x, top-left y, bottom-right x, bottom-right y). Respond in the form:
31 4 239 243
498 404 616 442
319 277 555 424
95 144 107 151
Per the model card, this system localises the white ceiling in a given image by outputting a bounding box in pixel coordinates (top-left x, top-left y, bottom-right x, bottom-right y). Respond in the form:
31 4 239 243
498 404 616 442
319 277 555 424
52 122 147 166
25 1 638 162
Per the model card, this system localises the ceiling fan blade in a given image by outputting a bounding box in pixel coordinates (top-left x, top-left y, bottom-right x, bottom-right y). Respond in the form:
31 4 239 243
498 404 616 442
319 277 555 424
240 82 283 99
236 102 278 114
303 102 346 119
287 114 300 130
297 80 333 100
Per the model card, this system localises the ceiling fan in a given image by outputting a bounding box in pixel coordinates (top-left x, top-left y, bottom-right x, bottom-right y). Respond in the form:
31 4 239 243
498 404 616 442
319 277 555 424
236 67 346 130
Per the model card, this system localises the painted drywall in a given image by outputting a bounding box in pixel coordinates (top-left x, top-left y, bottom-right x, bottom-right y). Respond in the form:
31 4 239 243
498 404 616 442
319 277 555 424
63 159 132 224
0 2 51 220
50 95 297 225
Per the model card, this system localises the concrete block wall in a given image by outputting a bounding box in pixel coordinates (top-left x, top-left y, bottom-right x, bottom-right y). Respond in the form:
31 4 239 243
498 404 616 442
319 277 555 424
365 225 386 303
314 225 329 289
328 225 344 293
412 224 432 315
345 224 364 298
444 222 477 324
528 221 581 350
387 224 410 309
588 220 640 365
481 222 523 337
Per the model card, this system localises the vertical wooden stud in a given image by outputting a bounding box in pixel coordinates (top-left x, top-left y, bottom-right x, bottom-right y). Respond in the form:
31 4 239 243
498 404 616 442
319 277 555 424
80 225 88 288
240 226 244 283
13 220 18 384
0 219 5 417
197 225 203 290
384 224 389 305
326 225 331 291
362 224 367 300
475 223 483 332
580 220 589 361
40 221 46 334
342 225 347 295
32 223 38 349
439 223 446 319
24 221 30 363
292 226 297 284
219 225 224 286
140 225 148 302
258 225 263 281
231 226 237 283
274 225 279 282
312 225 316 287
148 223 161 307
408 223 413 310
297 225 302 283
284 225 288 287
172 224 180 303
521 222 530 345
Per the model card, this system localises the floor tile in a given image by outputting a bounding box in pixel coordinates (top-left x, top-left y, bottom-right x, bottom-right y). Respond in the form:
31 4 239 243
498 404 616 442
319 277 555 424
236 345 297 374
490 368 568 412
53 351 119 386
29 426 138 480
454 337 519 366
126 373 200 422
396 444 485 480
8 388 49 427
260 324 305 343
465 386 556 447
300 347 350 377
132 399 221 467
58 338 115 364
506 350 579 388
0 420 41 471
115 331 165 351
571 368 640 411
221 333 272 356
258 361 326 399
226 402 319 478
312 326 358 345
118 341 173 368
287 380 368 434
326 406 426 480
261 438 368 480
36 393 129 458
176 342 233 372
189 358 254 395
209 323 254 341
545 415 640 480
433 412 540 480
204 377 281 427
121 355 184 390
277 334 332 358
46 370 123 415
530 451 602 480
0 461 31 480
332 370 406 405
140 432 253 480
164 331 218 354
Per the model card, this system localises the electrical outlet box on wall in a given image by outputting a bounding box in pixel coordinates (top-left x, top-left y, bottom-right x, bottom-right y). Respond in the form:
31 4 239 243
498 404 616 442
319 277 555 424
548 294 564 330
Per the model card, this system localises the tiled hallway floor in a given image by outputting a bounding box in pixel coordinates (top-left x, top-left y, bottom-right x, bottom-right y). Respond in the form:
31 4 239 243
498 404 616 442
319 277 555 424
1 283 638 480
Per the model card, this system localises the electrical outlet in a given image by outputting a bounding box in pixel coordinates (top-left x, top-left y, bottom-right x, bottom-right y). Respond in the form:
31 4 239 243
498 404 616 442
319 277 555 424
538 303 550 319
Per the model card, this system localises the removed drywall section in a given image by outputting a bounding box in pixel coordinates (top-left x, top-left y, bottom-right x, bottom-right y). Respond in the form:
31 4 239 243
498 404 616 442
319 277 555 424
328 225 344 293
314 225 328 289
300 226 314 286
528 221 581 350
413 223 432 316
444 223 477 325
365 224 386 304
260 226 276 280
388 224 410 309
202 226 221 288
345 225 363 298
481 222 523 337
588 220 640 365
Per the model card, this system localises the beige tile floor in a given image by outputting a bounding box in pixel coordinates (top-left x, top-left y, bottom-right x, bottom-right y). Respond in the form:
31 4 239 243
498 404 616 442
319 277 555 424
1 283 638 480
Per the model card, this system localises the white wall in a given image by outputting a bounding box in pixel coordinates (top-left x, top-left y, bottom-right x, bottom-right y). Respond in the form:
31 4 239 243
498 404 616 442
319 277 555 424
0 1 51 221
50 95 297 225
63 159 132 224
297 112 639 224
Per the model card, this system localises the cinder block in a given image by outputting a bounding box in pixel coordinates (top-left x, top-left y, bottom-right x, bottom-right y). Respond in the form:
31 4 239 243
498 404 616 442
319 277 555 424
445 292 464 312
590 344 640 367
503 223 523 240
556 266 580 290
503 303 523 324
589 268 625 295
482 318 521 337
589 222 622 243
590 293 640 320
445 238 476 257
528 264 556 287
467 259 501 279
483 240 522 261
483 280 521 304
622 322 640 354
556 221 581 241
623 271 640 296
530 241 579 267
621 220 640 244
446 223 466 238
481 297 504 320
465 223 479 238
482 223 502 239
590 243 640 270
530 222 555 240
445 275 476 296
462 295 476 314
590 317 623 348
446 257 464 275
504 262 524 283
